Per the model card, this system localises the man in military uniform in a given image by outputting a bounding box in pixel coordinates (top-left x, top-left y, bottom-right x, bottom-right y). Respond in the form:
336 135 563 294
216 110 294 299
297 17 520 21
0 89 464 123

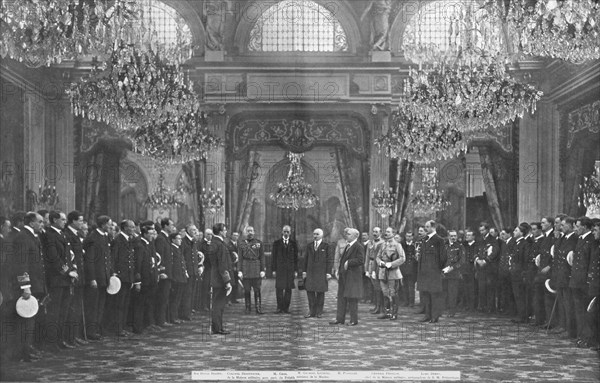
111 220 136 336
12 212 46 361
375 227 405 320
83 215 113 340
571 217 595 348
460 229 478 312
364 227 384 314
226 231 240 304
238 226 265 314
44 211 76 349
444 230 465 317
552 217 578 338
154 218 176 327
64 211 87 346
131 225 158 334
198 229 216 312
475 222 500 313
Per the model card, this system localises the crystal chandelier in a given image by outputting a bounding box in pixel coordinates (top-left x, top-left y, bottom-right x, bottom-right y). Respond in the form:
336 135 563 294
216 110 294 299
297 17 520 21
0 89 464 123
201 181 224 216
1 0 192 67
513 0 600 63
269 152 319 210
25 179 60 210
144 168 185 210
401 0 543 134
402 63 543 133
411 167 450 217
129 110 221 164
579 161 600 218
376 110 468 164
371 183 396 218
0 0 132 67
68 41 199 132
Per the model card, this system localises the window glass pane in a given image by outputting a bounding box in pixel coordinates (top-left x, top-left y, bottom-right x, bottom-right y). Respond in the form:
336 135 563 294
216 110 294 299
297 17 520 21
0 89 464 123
248 0 348 52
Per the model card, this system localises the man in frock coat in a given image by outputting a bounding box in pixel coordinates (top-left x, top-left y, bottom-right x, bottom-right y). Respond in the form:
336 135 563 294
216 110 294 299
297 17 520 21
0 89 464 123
302 228 333 318
272 225 298 314
330 228 364 326
417 220 448 323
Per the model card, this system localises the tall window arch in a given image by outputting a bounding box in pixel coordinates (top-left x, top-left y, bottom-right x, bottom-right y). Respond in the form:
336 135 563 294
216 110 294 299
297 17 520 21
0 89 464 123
402 0 500 54
138 0 192 48
248 0 348 52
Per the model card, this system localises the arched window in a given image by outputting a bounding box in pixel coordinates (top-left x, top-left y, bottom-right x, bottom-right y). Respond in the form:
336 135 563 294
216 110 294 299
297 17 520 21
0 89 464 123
403 0 500 54
248 0 348 52
139 0 192 48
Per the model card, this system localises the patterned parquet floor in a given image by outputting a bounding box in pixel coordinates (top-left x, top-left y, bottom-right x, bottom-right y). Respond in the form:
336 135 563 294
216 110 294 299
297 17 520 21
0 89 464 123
1 279 599 382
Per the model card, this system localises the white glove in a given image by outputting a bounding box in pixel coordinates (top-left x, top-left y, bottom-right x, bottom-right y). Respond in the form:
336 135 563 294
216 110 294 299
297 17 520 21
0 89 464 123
550 245 555 258
260 271 266 278
442 266 451 274
365 271 370 277
326 273 332 280
371 271 376 279
535 254 541 267
68 270 79 278
487 246 492 256
199 266 204 275
238 271 243 279
302 272 307 279
225 283 232 296
233 252 238 263
567 251 574 266
385 262 392 269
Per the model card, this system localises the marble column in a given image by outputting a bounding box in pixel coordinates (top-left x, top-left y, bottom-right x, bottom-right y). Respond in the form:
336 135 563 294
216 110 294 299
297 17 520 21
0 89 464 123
204 109 227 228
368 105 391 231
518 101 561 222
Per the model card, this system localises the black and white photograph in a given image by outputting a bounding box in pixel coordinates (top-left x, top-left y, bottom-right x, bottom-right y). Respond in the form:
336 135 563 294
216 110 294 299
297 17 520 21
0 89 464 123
0 0 599 381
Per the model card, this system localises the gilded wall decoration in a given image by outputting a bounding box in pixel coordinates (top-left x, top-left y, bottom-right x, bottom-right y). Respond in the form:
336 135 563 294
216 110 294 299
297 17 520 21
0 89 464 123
567 100 600 149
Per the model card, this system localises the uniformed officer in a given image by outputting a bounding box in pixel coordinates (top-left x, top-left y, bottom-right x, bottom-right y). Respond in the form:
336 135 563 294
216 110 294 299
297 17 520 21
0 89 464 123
375 227 405 320
443 230 465 317
238 226 265 314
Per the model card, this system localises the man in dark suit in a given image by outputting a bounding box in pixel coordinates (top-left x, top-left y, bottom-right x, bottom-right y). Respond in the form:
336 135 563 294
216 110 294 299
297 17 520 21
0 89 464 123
475 222 500 313
110 220 135 336
169 232 188 324
400 231 418 307
44 211 76 349
207 223 232 334
11 212 46 361
330 228 364 326
510 223 532 324
83 215 113 340
443 230 465 318
226 231 240 304
570 216 595 348
303 228 333 318
538 217 557 329
154 218 176 327
64 210 87 345
552 217 578 338
132 225 158 334
271 225 298 314
181 224 201 320
198 229 216 312
417 220 447 323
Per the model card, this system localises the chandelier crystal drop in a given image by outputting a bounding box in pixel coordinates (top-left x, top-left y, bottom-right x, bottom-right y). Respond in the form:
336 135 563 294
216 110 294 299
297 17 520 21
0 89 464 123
371 183 396 218
130 110 221 165
579 162 600 218
513 0 600 63
269 152 319 210
402 62 543 133
376 110 468 164
0 0 192 67
144 168 185 210
68 42 199 132
201 180 224 216
412 167 450 217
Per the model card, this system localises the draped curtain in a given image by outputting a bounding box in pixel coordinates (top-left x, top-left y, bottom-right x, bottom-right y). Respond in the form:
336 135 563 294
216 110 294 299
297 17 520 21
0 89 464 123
334 147 358 229
392 159 415 229
235 150 260 233
478 146 505 230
